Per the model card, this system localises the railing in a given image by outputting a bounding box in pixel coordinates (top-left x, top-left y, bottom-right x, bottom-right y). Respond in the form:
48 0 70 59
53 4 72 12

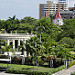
0 56 11 64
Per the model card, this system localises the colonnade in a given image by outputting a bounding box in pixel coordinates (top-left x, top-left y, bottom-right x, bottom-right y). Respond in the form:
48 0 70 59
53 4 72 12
7 39 26 49
0 33 36 55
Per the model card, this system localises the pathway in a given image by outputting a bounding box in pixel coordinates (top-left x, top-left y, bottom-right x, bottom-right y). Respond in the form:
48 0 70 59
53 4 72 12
0 71 25 75
52 65 75 75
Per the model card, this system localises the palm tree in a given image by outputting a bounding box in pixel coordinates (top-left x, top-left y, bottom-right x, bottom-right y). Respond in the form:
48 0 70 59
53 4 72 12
1 44 11 55
8 15 16 24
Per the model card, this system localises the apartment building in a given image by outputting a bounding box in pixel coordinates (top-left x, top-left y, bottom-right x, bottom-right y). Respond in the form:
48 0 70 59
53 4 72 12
69 5 75 18
39 1 68 18
58 0 69 4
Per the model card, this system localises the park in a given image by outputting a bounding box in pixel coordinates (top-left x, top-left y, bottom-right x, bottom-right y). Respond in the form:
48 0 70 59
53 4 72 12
0 16 75 75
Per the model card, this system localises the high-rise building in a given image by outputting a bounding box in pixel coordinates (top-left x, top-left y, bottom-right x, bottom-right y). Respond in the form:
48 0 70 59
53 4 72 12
39 1 68 18
58 0 69 4
58 0 69 7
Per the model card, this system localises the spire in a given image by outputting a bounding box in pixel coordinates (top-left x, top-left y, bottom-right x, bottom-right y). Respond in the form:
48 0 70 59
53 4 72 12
54 9 62 19
53 9 63 25
45 11 47 17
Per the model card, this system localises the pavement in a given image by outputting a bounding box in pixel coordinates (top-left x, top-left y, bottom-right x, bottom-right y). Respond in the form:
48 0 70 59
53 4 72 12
52 65 75 75
0 71 25 75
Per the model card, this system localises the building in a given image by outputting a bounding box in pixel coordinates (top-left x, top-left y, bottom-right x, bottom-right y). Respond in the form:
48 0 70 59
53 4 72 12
53 11 74 19
58 0 69 4
53 9 63 25
60 11 74 19
69 5 75 18
39 1 68 18
0 33 36 56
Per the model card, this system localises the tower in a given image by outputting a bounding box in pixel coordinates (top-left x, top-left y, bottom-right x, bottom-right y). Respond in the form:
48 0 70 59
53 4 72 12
53 9 63 25
45 11 47 17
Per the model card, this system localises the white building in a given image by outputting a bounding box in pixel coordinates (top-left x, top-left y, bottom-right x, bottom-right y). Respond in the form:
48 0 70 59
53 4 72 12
0 33 36 56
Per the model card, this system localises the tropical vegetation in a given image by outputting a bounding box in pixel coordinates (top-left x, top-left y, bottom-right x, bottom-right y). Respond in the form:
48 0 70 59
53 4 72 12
0 15 75 69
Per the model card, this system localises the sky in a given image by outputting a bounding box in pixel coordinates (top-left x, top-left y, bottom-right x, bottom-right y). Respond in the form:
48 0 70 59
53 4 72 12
0 0 75 20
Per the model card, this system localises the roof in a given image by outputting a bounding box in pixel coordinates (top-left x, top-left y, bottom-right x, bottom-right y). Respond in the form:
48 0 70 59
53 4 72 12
60 11 73 14
69 7 75 11
45 11 47 17
54 9 62 19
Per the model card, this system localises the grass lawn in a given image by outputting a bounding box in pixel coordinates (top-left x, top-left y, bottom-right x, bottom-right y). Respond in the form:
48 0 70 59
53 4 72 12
0 63 65 75
0 63 54 72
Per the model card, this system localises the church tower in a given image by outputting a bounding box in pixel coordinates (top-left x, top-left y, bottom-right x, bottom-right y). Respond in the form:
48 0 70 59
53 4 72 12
53 9 63 25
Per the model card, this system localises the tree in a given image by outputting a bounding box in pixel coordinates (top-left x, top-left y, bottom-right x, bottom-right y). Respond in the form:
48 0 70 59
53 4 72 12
25 37 44 56
20 16 37 25
8 15 16 24
1 44 11 55
54 44 73 64
59 37 75 48
43 36 56 55
49 14 54 22
19 41 26 55
60 18 75 39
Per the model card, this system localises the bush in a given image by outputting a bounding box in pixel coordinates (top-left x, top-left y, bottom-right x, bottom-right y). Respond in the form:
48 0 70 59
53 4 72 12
68 61 75 68
0 55 9 63
71 73 75 75
6 69 48 75
6 65 65 75
0 55 9 59
25 56 32 65
11 56 22 64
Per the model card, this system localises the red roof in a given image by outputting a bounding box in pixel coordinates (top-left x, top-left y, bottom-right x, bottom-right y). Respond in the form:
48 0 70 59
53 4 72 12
45 11 47 17
54 9 62 19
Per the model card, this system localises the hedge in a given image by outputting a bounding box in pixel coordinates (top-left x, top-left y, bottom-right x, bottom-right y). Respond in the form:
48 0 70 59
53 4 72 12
6 65 65 75
71 73 75 75
68 61 75 68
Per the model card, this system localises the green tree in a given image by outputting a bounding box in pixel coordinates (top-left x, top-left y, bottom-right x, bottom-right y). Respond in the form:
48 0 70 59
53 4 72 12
54 44 73 64
59 37 74 48
60 18 75 39
1 44 11 55
25 37 43 56
49 14 54 22
20 16 37 25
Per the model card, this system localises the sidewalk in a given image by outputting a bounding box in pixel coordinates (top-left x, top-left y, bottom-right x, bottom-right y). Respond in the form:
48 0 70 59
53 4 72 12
52 65 75 75
0 71 25 75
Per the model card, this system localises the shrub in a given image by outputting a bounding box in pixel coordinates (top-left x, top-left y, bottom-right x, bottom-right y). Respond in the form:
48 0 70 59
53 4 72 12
0 55 9 59
6 65 65 75
0 55 9 63
68 61 75 68
11 56 22 64
25 56 32 65
71 73 75 75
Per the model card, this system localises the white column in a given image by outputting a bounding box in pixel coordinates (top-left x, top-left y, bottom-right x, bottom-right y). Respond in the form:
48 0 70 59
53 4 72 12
13 39 15 49
18 39 20 46
7 40 10 46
